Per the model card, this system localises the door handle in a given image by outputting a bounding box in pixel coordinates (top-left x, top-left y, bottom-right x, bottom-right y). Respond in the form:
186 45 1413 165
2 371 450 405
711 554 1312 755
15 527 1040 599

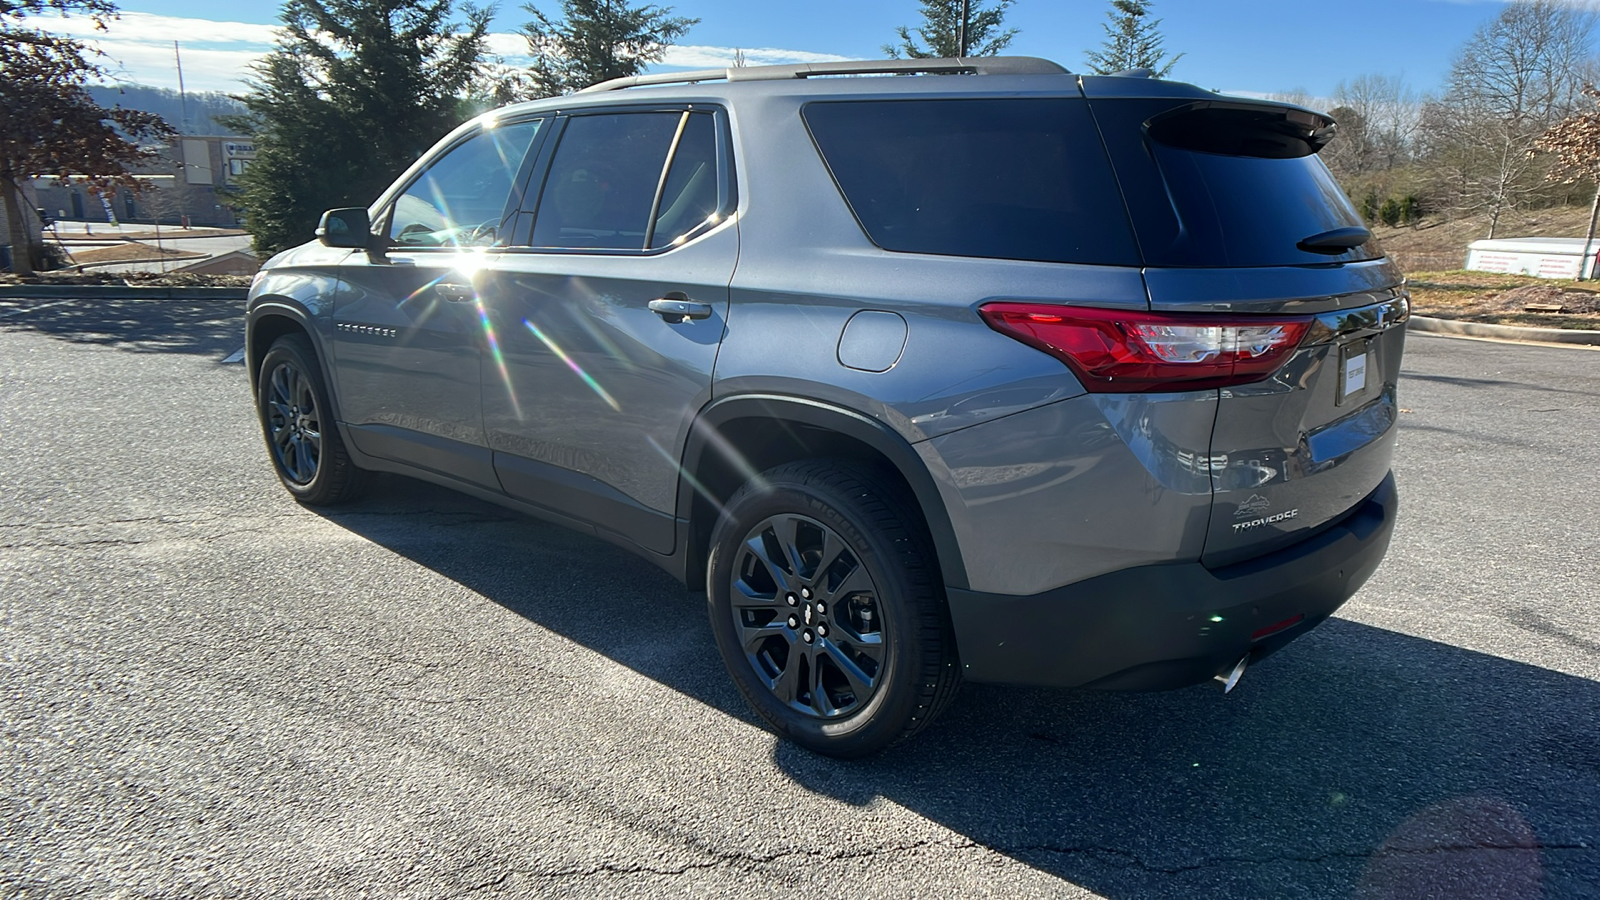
434 283 476 303
648 294 713 323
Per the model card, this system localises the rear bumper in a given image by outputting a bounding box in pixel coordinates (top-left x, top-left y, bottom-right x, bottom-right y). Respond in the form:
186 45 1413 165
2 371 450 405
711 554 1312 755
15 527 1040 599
946 472 1398 689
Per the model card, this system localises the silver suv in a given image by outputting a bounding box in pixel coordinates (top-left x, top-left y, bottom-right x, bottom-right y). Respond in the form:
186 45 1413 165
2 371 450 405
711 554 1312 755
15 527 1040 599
246 57 1406 757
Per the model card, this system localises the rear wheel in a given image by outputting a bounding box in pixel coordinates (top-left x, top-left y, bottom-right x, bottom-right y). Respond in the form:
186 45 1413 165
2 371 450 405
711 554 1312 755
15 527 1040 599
707 460 960 758
256 334 365 505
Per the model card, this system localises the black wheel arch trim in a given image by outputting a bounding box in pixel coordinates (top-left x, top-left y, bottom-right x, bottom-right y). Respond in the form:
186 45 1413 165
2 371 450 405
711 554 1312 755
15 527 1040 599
246 300 343 423
678 393 969 592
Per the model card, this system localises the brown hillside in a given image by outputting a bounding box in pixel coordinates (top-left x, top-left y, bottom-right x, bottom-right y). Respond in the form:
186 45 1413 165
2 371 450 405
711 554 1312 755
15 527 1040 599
1376 206 1596 274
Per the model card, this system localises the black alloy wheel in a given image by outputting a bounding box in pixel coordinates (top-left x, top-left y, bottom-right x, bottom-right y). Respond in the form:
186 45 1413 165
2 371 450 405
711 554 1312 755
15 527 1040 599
264 357 322 485
731 512 888 719
255 334 365 506
707 460 961 758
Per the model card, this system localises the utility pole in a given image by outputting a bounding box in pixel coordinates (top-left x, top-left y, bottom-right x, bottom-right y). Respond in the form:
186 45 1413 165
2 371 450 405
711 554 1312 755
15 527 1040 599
958 0 970 57
174 41 189 133
173 40 191 229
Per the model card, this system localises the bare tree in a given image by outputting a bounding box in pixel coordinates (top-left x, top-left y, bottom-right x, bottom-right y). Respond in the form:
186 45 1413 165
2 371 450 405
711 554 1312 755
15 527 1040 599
1265 88 1317 109
1324 74 1419 178
1534 85 1600 278
1426 0 1596 238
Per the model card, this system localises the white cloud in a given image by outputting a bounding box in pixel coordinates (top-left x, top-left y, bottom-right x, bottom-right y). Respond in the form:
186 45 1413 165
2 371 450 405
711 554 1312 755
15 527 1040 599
97 43 267 94
26 10 280 45
23 10 851 94
22 11 276 92
481 37 853 70
483 32 529 59
660 45 854 68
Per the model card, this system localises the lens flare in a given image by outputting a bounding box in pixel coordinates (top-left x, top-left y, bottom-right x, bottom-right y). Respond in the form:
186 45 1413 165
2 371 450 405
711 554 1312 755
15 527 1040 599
453 248 491 276
645 434 727 522
402 274 446 307
695 419 768 493
478 296 520 419
523 319 620 411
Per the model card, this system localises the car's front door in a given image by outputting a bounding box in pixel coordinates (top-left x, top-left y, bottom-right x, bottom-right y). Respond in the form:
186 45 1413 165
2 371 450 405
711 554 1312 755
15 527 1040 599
480 108 737 554
332 118 545 488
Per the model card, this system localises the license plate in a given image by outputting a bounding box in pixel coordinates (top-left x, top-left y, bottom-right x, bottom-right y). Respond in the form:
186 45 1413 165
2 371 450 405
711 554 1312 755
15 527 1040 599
1338 339 1369 405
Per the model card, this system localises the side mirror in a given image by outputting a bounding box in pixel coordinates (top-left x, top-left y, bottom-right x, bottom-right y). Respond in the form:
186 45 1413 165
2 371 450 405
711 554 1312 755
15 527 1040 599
316 208 373 250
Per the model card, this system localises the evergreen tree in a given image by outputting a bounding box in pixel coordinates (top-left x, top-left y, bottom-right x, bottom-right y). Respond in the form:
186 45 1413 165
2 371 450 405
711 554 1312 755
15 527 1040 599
517 0 698 98
1084 0 1182 77
1 0 170 274
885 0 1018 59
225 0 490 255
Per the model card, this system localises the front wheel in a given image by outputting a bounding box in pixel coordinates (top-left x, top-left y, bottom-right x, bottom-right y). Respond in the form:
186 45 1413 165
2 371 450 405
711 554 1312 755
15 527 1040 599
707 460 960 758
256 334 365 505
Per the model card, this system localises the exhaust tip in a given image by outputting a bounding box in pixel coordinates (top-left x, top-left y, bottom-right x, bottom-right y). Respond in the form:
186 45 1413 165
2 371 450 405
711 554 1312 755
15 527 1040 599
1215 655 1249 694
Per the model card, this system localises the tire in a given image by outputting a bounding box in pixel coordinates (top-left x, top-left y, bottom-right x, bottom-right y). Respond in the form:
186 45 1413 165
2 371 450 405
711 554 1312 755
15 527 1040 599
255 334 366 506
706 459 960 758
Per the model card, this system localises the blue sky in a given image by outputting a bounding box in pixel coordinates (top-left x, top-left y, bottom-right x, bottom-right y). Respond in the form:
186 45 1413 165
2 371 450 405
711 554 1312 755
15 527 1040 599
26 0 1573 101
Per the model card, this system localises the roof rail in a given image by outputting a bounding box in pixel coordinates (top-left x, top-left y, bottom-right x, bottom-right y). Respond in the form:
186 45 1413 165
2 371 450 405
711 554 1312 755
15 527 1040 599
580 56 1071 93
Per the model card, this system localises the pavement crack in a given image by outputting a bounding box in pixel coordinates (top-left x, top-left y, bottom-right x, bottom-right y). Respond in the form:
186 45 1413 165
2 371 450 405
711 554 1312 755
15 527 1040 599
0 537 153 550
456 837 981 890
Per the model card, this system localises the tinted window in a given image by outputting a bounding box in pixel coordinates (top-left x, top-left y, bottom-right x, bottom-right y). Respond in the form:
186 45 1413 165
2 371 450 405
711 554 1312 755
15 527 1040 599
389 119 541 248
531 113 680 250
802 99 1139 266
1091 98 1381 268
649 113 720 249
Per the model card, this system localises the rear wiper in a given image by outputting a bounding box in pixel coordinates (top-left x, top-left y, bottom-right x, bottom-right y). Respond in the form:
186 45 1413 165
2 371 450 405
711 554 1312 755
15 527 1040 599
1297 226 1372 255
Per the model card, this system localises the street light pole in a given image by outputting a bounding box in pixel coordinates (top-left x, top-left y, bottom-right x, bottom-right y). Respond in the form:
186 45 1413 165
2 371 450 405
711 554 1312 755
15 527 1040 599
958 0 970 57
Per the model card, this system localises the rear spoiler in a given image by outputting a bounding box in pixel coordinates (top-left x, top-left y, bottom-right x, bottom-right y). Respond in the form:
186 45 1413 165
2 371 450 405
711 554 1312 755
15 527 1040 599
1145 101 1338 159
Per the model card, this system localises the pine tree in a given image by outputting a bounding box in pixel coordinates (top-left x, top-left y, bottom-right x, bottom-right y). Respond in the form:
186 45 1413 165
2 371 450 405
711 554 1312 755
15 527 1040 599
884 0 1019 59
1084 0 1182 77
518 0 698 98
1 0 170 274
225 0 490 255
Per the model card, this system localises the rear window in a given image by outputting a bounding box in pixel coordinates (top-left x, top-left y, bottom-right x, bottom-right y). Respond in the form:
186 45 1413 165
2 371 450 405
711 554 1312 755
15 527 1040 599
1090 98 1382 268
802 99 1140 266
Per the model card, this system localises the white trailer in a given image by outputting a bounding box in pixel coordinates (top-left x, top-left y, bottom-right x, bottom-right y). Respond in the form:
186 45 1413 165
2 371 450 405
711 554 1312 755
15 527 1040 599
1465 237 1599 280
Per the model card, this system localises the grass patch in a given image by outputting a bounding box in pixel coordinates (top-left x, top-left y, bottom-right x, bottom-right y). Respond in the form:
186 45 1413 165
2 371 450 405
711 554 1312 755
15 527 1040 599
1408 270 1600 329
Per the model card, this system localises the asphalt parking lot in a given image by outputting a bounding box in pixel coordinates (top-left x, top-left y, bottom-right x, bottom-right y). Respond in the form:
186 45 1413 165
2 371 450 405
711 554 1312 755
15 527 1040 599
2 296 1597 898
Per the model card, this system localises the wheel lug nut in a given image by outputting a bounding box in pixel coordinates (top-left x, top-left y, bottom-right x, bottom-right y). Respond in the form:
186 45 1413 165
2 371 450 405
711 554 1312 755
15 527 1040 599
801 587 812 599
816 624 828 638
802 630 814 644
785 594 798 607
815 601 826 614
787 616 798 629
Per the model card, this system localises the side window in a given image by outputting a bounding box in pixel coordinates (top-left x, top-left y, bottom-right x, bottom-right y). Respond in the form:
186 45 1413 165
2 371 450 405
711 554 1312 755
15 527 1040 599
530 112 681 250
650 113 720 249
388 119 542 249
802 99 1139 266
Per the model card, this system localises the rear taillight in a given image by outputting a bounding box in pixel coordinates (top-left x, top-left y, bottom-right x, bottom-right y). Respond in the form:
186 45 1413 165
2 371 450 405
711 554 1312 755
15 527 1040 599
978 303 1312 393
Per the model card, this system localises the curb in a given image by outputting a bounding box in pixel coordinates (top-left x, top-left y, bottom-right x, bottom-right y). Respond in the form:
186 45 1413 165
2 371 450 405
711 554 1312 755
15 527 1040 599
1408 315 1600 346
0 285 246 301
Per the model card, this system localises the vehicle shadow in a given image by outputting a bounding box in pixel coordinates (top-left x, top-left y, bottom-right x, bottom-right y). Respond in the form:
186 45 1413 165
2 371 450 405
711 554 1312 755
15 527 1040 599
0 295 242 358
320 475 1599 900
1400 371 1599 398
